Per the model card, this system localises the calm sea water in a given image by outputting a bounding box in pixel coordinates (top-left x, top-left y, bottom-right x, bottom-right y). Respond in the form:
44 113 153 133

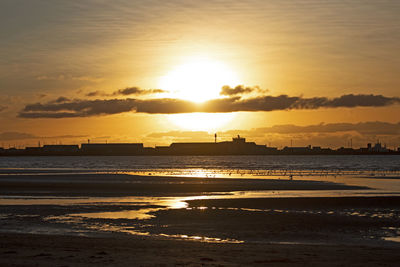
2 155 400 243
1 155 399 175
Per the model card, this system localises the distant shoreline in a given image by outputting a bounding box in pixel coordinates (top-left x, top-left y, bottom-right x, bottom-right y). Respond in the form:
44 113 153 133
2 150 400 157
2 136 399 156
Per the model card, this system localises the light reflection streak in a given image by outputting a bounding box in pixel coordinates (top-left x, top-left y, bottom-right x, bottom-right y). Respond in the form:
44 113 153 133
70 208 160 220
2 189 400 207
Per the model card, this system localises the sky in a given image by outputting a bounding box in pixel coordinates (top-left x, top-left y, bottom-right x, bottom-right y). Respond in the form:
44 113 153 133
1 0 400 148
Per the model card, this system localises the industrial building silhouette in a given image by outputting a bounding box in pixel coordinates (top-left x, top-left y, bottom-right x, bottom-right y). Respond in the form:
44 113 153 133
1 136 399 156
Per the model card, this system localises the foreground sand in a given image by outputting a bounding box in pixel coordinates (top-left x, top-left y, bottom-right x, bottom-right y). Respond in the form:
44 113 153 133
1 173 400 266
0 173 366 197
1 233 400 267
2 196 400 266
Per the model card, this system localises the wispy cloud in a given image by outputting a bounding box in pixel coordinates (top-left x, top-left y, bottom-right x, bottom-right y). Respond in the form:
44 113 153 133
113 87 166 96
0 131 87 141
239 122 400 136
0 132 37 141
36 75 104 83
220 85 268 96
147 121 400 148
86 87 167 97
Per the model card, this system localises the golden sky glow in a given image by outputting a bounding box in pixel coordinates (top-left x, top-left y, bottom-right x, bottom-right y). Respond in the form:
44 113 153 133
158 56 240 103
1 1 400 148
168 113 236 131
158 56 239 130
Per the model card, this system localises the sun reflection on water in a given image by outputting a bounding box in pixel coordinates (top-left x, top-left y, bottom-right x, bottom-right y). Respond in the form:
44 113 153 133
70 208 160 220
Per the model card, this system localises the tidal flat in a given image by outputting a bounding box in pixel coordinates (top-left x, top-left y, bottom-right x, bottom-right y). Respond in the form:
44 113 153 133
1 171 400 266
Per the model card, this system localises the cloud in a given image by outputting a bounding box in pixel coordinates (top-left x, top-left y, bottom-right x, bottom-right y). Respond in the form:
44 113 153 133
36 75 103 83
20 99 139 118
86 87 167 97
292 94 399 109
236 122 400 136
147 131 208 138
18 92 400 118
220 85 254 96
72 76 104 83
19 98 195 118
147 121 400 148
113 87 166 96
52 97 70 103
0 132 38 141
220 85 268 96
0 132 87 141
86 91 104 97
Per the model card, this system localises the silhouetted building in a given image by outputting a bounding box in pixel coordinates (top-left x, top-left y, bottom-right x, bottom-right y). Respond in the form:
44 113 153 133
371 142 388 152
164 135 268 155
337 147 356 154
28 145 80 155
1 137 399 156
169 142 218 155
81 143 144 155
362 142 389 153
43 145 79 153
3 147 24 155
155 146 170 155
282 146 312 154
25 147 43 155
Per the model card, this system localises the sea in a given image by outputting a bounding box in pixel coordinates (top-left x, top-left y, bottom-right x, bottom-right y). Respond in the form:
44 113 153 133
1 155 400 244
1 154 400 177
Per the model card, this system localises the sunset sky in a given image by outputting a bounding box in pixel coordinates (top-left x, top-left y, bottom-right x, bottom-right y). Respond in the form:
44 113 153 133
1 0 400 148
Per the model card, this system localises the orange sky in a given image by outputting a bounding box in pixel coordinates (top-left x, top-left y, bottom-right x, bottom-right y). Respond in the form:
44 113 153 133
1 1 400 148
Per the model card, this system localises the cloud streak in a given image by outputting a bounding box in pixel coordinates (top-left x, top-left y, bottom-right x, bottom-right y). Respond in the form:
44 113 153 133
113 87 166 96
147 121 400 148
220 85 268 96
238 122 400 136
86 87 167 97
0 132 87 141
36 75 104 83
18 93 400 118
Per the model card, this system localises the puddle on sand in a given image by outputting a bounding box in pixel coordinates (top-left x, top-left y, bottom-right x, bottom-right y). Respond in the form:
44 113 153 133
384 236 400 243
158 233 243 243
3 190 400 244
45 213 243 243
382 227 400 243
70 208 160 220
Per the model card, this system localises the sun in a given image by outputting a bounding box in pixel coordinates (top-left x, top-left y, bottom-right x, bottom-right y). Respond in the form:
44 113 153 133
158 56 240 103
159 56 240 131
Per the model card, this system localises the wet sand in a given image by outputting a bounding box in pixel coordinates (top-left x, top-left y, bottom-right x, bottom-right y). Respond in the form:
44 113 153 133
1 173 400 266
1 232 400 267
0 173 366 197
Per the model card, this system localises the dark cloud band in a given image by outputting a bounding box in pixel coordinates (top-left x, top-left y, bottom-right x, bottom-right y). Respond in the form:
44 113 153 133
18 93 400 118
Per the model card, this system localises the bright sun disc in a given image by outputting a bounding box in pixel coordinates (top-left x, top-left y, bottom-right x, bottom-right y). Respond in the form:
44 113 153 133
158 57 239 103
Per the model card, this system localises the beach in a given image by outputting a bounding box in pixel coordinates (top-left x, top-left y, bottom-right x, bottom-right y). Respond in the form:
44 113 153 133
2 232 400 267
1 168 400 266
